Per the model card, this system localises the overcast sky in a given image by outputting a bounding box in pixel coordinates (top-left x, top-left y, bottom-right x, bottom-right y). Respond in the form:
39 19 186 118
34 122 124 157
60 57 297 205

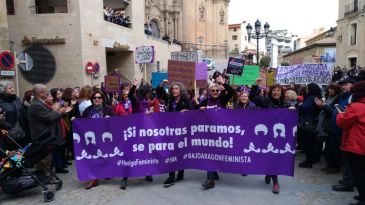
229 0 339 36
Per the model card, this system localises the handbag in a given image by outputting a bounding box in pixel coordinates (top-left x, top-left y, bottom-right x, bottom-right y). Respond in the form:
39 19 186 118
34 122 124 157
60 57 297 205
8 122 26 142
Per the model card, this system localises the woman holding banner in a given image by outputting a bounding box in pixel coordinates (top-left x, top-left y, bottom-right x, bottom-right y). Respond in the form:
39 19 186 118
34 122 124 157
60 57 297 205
250 78 293 194
234 89 256 110
120 79 154 189
197 76 234 190
157 81 193 187
81 90 116 190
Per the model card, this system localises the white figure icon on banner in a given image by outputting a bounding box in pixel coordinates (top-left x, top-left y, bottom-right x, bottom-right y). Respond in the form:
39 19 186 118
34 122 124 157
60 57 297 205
73 133 81 144
102 132 113 143
244 142 261 153
273 123 286 138
85 131 96 145
254 124 268 136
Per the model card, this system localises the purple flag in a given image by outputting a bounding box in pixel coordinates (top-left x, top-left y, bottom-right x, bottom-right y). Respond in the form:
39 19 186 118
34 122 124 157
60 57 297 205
73 109 297 181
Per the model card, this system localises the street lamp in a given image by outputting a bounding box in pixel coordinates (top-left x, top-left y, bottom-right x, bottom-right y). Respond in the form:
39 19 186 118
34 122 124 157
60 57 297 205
246 19 270 65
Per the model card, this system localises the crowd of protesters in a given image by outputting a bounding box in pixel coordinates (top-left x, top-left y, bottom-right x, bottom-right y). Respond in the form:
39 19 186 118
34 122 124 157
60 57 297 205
0 68 364 204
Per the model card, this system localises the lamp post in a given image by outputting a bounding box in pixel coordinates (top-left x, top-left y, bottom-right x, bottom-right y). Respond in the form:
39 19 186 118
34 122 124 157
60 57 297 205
246 19 270 65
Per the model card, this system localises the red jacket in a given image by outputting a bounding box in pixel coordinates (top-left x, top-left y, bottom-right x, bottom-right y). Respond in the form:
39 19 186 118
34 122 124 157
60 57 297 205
336 97 365 156
115 103 132 116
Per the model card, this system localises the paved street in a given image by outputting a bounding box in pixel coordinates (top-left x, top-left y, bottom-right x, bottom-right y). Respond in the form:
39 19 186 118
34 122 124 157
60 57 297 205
0 153 357 205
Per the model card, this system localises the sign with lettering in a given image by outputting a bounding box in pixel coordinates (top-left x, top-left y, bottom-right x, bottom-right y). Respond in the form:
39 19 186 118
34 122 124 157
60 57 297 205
230 65 260 86
73 109 297 180
168 60 207 89
276 64 332 85
171 51 203 63
21 36 65 46
135 46 154 64
104 75 121 93
227 57 245 76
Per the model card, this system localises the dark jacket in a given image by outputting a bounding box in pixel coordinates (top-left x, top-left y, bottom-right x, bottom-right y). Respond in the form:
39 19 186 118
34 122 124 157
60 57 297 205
234 101 256 109
197 84 234 109
316 95 338 136
155 85 193 112
27 99 64 145
128 85 150 114
249 85 288 109
81 105 116 118
0 93 27 131
298 95 321 123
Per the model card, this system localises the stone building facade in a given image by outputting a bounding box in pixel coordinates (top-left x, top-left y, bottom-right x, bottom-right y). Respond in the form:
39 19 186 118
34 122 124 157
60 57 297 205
145 0 230 60
4 0 181 95
336 0 365 68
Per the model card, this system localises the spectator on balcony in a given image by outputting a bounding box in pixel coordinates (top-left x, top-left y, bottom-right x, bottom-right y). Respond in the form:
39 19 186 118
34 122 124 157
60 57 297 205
104 6 112 22
162 34 171 44
144 24 152 35
124 16 131 28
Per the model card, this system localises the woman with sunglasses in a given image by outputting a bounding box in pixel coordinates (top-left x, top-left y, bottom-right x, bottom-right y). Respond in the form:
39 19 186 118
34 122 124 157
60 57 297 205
156 81 192 187
197 76 234 190
250 78 294 194
81 90 116 190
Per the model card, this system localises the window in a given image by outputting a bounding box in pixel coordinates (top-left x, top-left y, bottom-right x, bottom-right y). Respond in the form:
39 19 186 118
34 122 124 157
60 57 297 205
29 0 68 14
232 35 238 40
234 44 239 52
350 23 357 45
233 28 237 32
6 0 15 15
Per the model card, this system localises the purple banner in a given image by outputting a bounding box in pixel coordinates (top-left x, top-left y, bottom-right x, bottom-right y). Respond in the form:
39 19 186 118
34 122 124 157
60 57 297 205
73 109 297 181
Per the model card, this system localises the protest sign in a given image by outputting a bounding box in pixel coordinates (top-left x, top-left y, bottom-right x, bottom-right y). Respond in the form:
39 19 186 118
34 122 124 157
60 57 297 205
104 75 120 93
73 109 297 181
168 60 207 89
276 64 332 85
227 57 245 76
230 65 260 86
266 71 276 87
135 46 154 64
171 51 203 63
152 72 168 88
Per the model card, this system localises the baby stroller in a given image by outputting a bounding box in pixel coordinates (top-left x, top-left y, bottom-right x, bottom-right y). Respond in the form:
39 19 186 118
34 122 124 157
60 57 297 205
0 129 63 202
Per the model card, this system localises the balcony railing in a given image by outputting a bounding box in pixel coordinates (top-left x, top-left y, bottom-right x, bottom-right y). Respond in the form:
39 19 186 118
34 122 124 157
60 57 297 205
344 1 365 16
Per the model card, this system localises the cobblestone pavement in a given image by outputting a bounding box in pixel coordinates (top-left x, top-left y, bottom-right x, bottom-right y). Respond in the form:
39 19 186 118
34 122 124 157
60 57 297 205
0 153 357 205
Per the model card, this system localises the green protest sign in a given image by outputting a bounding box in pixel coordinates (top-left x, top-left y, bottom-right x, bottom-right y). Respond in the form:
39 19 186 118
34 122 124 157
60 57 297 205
230 65 260 86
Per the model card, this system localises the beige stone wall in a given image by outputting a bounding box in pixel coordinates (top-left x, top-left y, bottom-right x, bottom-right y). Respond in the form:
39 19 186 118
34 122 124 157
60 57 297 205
7 0 181 95
0 0 10 50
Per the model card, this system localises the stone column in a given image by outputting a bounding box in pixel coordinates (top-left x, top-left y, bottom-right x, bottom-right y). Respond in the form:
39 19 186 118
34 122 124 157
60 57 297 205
0 0 10 50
